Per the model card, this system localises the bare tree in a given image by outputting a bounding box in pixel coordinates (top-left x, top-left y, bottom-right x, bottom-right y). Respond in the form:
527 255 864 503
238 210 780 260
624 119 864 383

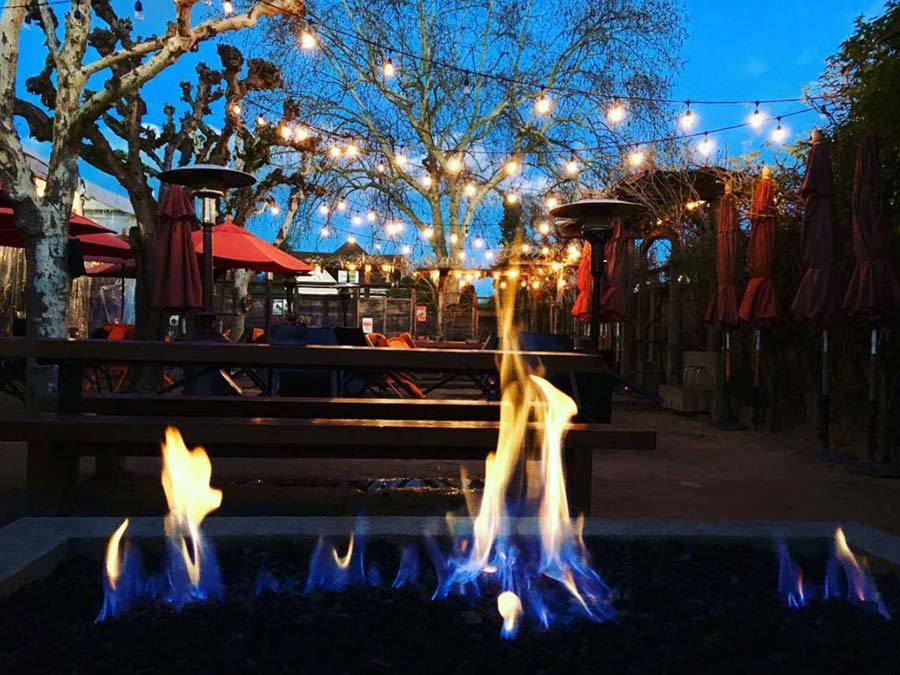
0 0 304 351
259 0 683 333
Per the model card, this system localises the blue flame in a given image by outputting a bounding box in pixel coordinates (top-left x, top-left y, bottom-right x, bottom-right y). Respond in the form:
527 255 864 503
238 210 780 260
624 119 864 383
391 544 421 589
775 541 807 609
95 544 146 622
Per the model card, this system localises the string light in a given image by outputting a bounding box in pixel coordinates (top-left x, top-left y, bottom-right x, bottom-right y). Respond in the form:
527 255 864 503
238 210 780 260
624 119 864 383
328 145 343 159
506 192 519 204
318 204 330 216
545 195 559 210
351 214 362 225
269 203 280 215
541 246 550 256
458 251 467 261
294 126 309 142
279 124 293 141
367 210 377 222
537 220 551 235
749 101 764 131
382 57 396 79
256 115 267 127
697 132 714 158
394 151 408 167
222 0 234 16
771 117 787 143
534 91 553 116
230 102 242 116
320 226 331 237
347 234 356 244
423 227 434 239
300 23 318 50
449 233 458 244
473 236 485 249
503 158 520 176
402 244 412 255
626 148 647 168
376 162 387 173
521 243 531 253
134 1 144 20
463 182 477 197
421 174 433 188
345 143 360 158
679 101 697 131
336 200 347 211
445 155 464 175
606 99 626 125
564 156 580 177
485 250 495 260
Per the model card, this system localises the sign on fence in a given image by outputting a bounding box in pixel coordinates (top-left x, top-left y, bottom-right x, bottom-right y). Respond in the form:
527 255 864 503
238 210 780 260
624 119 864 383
361 317 374 334
415 305 427 322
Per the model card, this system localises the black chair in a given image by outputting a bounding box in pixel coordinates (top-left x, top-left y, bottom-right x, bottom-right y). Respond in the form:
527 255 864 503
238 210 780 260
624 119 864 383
270 325 339 396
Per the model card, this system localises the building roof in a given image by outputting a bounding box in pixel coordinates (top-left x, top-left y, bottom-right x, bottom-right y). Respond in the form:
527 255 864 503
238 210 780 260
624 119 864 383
25 152 135 216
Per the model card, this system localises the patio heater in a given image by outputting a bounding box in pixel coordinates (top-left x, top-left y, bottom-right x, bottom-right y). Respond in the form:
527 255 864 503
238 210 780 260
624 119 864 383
549 198 643 352
158 164 256 314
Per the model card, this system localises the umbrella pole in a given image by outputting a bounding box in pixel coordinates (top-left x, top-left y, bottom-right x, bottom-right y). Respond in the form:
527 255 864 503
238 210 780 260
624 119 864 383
724 330 731 382
820 329 830 450
752 329 761 431
868 327 879 460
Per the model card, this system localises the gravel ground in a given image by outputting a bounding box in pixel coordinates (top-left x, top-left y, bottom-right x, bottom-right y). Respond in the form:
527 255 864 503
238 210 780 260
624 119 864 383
1 537 899 674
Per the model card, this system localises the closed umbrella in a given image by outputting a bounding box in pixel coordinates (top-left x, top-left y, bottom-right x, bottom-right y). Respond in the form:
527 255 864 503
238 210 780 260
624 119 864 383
704 186 741 383
151 184 203 311
739 169 779 429
571 241 593 323
600 218 632 365
191 220 313 274
791 131 842 448
842 138 900 458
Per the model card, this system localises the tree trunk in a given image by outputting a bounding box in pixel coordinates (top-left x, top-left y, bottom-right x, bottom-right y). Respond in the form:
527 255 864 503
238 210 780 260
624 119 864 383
230 269 253 341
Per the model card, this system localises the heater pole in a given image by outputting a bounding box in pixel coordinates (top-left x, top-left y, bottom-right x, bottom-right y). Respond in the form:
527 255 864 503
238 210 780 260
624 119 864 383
820 329 830 450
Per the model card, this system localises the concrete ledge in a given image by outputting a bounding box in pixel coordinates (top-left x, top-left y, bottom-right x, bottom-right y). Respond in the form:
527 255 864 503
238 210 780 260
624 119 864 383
3 516 899 597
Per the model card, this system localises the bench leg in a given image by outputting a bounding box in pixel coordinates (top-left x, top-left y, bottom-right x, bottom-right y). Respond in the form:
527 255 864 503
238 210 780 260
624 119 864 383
27 441 79 498
564 446 593 517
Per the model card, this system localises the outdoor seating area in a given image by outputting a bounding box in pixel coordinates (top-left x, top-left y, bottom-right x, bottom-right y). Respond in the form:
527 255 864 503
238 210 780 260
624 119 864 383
1 1 899 672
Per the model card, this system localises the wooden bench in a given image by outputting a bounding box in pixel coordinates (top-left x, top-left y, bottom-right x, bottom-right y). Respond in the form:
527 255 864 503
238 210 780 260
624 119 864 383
0 338 655 514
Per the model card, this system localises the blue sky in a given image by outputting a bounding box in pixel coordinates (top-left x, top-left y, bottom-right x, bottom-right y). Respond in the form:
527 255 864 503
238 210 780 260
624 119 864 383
17 0 884 251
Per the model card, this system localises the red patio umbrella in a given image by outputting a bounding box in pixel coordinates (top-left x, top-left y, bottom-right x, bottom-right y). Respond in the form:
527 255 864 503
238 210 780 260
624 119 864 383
599 218 632 320
191 220 313 274
151 184 203 311
739 169 779 429
704 187 741 381
78 232 133 260
0 207 112 247
842 138 900 458
571 241 593 323
791 132 841 448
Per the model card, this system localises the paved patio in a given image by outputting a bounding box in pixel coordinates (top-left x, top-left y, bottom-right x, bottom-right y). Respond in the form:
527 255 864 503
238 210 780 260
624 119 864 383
1 400 898 532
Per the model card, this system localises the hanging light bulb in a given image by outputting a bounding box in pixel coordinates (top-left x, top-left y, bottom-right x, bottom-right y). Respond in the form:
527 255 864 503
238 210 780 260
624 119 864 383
294 126 309 142
541 246 550 256
606 99 626 125
134 1 144 20
351 214 362 226
534 91 552 116
420 173 433 188
269 203 281 216
771 117 787 143
545 195 559 210
463 76 472 96
300 23 318 50
506 192 519 204
230 102 242 116
367 210 377 222
394 151 408 167
382 57 396 79
473 236 484 249
749 101 764 131
537 220 551 236
347 234 356 244
328 145 343 159
376 162 387 174
564 156 580 177
464 182 477 197
697 132 714 158
318 204 330 216
449 233 458 245
222 0 234 16
521 243 531 254
256 115 267 127
458 251 467 261
336 200 347 211
344 143 360 158
402 244 412 255
626 148 647 168
320 226 331 237
279 124 293 141
445 155 464 175
679 101 697 131
503 158 520 176
423 227 434 239
485 250 495 260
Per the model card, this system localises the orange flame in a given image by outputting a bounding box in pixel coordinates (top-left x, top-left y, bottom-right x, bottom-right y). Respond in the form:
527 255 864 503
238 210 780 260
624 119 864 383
160 427 222 587
104 518 130 591
834 527 870 603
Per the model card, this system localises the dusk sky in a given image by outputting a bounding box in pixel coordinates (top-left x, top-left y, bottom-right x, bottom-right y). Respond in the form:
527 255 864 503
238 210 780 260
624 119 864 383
18 0 884 253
